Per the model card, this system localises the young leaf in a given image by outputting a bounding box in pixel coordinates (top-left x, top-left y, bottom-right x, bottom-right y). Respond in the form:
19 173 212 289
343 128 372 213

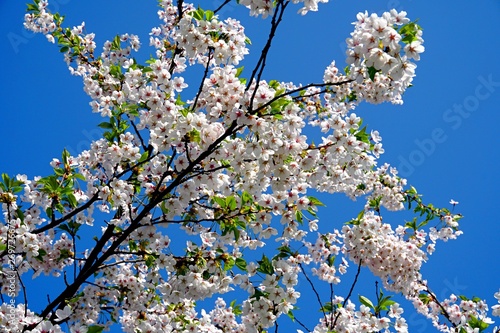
235 257 247 271
359 295 374 309
367 66 379 81
87 326 105 333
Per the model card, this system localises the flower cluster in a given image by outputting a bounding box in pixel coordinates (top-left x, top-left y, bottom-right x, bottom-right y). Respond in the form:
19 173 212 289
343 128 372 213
343 211 427 296
240 0 329 17
412 293 495 333
305 299 409 333
343 10 424 104
176 13 249 66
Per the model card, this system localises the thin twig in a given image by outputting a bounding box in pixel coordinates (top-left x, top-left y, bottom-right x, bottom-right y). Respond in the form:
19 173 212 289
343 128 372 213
247 1 289 111
191 47 214 112
293 315 313 333
424 286 457 329
332 259 362 330
213 0 231 14
299 263 327 323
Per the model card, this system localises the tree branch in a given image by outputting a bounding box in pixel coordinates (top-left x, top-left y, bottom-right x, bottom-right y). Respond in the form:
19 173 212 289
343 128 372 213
247 0 289 111
332 259 362 330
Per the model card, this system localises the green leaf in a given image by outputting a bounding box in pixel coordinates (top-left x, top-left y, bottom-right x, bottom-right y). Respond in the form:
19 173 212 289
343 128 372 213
45 207 53 218
145 254 156 268
66 193 78 208
205 10 214 21
74 173 86 181
1 173 9 187
62 148 70 165
98 121 113 129
268 80 279 90
327 255 335 267
0 243 6 251
418 293 430 304
175 93 186 106
354 126 370 145
306 207 318 218
54 168 64 177
229 300 243 315
187 128 201 143
308 196 326 207
87 325 105 333
35 249 47 262
58 248 73 261
252 289 267 301
224 257 235 271
26 3 39 12
192 8 204 20
377 297 396 311
257 254 274 275
235 257 247 271
295 210 303 224
346 91 357 102
359 295 374 310
111 35 121 51
367 66 379 81
55 202 65 213
128 240 138 252
212 196 226 209
241 191 252 204
109 64 123 79
58 223 71 234
468 315 489 331
226 196 237 211
273 245 294 261
319 302 333 313
235 66 244 78
405 217 417 231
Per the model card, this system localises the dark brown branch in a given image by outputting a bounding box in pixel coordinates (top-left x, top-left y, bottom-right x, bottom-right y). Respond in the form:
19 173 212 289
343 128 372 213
253 80 354 116
31 193 99 234
191 46 214 112
126 113 148 152
299 263 327 323
247 1 289 111
36 223 116 321
332 259 362 330
213 0 231 14
424 286 458 329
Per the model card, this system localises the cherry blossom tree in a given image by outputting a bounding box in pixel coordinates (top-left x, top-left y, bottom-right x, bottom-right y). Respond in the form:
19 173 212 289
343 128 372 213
1 0 499 332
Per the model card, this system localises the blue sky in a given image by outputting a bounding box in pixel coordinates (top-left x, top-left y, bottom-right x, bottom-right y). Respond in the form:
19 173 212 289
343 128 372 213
1 0 500 332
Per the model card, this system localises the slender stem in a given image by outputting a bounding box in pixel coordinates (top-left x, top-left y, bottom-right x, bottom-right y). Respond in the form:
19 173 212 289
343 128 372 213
332 260 362 330
424 286 457 329
293 315 312 333
213 0 231 14
247 0 289 111
191 47 214 112
253 80 353 116
299 263 327 323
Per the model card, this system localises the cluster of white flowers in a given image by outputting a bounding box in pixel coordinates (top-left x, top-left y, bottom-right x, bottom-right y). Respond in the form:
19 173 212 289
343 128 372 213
343 10 424 104
412 293 495 333
176 15 249 66
23 1 56 36
343 211 426 296
240 0 329 17
304 300 409 333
